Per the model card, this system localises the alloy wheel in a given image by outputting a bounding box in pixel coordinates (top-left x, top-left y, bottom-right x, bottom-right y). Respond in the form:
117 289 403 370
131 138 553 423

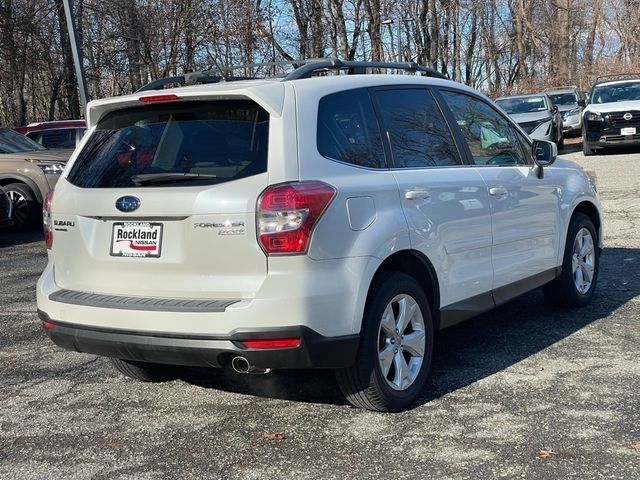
6 190 28 227
572 227 595 294
377 294 426 391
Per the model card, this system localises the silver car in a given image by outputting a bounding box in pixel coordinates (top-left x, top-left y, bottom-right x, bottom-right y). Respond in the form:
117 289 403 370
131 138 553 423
495 93 564 147
545 86 587 136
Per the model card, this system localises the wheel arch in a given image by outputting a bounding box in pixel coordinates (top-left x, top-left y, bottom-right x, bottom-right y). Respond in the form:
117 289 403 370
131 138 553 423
571 200 602 248
0 174 43 203
365 249 441 332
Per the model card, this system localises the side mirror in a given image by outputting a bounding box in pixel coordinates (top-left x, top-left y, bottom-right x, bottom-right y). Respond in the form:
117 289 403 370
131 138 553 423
532 140 557 167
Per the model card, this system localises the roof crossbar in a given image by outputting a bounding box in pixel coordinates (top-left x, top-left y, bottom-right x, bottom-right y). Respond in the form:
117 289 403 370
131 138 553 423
134 58 448 93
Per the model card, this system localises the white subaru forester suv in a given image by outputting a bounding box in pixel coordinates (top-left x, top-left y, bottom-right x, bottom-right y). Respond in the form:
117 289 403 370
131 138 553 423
37 60 602 411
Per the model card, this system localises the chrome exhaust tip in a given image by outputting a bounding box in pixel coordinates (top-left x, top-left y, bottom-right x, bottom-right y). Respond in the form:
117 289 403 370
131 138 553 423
231 356 252 374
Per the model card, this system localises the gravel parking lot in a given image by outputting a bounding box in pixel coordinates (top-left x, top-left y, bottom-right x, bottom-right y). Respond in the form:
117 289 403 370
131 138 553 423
1 146 639 479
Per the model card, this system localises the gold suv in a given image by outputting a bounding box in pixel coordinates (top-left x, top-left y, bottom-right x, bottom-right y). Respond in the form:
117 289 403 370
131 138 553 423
0 128 70 229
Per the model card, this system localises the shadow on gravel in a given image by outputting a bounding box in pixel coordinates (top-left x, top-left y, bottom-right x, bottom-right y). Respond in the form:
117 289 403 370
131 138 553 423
180 247 640 409
591 145 640 156
182 367 347 406
0 230 42 248
560 142 583 155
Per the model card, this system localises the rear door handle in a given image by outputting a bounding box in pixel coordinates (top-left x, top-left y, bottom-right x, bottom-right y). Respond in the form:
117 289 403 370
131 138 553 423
404 188 431 200
489 187 508 198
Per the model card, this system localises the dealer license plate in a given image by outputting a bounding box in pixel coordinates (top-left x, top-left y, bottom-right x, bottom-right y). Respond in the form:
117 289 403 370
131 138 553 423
621 127 636 136
110 222 163 258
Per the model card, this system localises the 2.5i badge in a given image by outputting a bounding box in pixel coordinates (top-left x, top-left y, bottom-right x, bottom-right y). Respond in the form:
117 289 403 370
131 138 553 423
110 222 163 258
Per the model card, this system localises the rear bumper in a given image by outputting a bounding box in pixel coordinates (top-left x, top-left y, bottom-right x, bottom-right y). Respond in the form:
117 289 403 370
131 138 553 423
38 310 359 369
37 255 374 338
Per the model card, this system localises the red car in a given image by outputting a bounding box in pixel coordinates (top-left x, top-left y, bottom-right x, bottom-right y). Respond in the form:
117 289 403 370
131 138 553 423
15 120 86 150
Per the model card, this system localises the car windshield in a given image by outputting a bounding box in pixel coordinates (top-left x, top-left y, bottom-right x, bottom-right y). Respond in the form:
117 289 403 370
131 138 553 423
495 96 548 114
0 128 47 153
590 81 640 104
548 92 578 106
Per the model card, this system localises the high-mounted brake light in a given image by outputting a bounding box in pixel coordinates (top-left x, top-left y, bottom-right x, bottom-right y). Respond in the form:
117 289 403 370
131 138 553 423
43 191 54 249
240 338 301 349
256 181 336 255
139 94 182 104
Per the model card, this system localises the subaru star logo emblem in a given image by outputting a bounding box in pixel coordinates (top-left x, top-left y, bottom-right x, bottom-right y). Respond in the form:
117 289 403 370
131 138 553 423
115 196 140 213
623 112 633 121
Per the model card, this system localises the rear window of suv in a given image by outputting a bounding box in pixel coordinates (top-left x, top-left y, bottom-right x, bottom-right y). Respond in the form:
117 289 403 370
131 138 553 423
67 100 269 188
317 88 386 168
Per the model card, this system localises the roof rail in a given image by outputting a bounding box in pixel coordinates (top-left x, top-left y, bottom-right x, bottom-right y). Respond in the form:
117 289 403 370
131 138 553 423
134 60 318 92
593 73 640 85
135 58 448 93
283 58 448 80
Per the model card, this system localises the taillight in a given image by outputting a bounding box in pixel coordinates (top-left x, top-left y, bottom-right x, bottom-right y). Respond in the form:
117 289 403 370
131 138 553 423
42 320 55 331
256 181 336 255
43 190 53 249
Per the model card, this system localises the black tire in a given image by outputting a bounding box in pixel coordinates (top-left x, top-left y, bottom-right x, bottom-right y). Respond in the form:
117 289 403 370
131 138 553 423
582 141 595 156
544 213 599 308
111 358 180 382
335 272 434 412
582 129 595 156
4 183 40 230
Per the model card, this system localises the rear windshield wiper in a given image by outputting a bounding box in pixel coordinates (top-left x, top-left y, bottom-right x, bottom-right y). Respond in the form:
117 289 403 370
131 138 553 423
131 172 217 186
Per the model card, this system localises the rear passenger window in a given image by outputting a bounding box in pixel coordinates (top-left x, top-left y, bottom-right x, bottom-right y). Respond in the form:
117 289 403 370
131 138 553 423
317 88 385 168
439 90 527 166
374 88 461 168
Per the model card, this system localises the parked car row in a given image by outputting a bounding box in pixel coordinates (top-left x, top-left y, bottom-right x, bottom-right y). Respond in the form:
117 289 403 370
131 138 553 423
495 75 640 156
494 86 588 150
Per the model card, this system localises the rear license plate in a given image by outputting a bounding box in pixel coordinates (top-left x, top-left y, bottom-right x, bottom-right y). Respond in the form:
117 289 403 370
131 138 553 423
110 222 163 258
621 127 636 136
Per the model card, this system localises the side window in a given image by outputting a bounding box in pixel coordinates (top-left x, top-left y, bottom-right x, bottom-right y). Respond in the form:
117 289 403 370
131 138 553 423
440 90 527 166
374 88 461 168
317 88 385 169
40 129 76 149
26 132 41 143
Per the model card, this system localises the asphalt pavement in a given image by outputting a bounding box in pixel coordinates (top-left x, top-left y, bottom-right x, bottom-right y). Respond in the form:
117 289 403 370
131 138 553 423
1 145 638 479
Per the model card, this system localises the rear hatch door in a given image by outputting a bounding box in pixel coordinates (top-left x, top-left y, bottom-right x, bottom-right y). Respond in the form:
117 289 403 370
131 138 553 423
51 98 270 300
